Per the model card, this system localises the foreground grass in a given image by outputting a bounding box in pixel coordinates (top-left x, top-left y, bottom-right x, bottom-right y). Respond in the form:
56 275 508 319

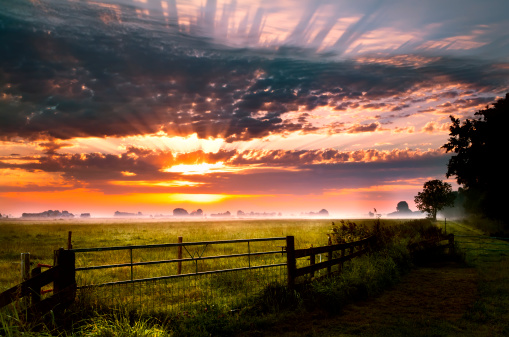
1 218 508 336
0 218 428 336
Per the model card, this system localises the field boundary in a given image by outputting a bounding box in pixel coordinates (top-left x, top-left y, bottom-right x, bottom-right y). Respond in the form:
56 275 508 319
286 235 376 286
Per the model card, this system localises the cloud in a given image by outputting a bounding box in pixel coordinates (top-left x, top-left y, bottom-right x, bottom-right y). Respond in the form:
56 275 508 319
347 122 379 133
1 1 508 145
0 147 449 195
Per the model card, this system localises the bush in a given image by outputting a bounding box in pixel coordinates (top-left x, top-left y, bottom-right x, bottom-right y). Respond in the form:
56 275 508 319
302 241 411 314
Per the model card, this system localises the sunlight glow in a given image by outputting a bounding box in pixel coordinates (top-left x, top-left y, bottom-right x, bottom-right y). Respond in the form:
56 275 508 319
162 162 230 175
166 193 229 203
110 180 204 187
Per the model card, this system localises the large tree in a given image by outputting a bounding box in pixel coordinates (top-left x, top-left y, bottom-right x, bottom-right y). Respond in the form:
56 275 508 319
414 180 455 221
442 93 509 222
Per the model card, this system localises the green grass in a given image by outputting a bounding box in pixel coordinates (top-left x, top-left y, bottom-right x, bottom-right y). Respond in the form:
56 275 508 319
1 218 508 336
0 218 405 291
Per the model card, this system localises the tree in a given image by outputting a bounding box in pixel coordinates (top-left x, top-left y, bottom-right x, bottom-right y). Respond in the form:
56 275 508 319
442 93 509 222
173 208 189 216
414 180 455 220
396 201 411 213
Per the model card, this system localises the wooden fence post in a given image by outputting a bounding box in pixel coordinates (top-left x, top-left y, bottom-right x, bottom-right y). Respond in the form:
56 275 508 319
53 248 76 305
177 236 183 275
327 238 332 276
339 248 345 273
448 234 455 255
67 231 73 250
20 253 30 308
21 253 30 282
286 236 296 288
31 266 42 304
309 245 315 278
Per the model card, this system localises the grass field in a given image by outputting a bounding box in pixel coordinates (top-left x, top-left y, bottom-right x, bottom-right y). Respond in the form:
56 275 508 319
1 217 508 336
0 217 406 291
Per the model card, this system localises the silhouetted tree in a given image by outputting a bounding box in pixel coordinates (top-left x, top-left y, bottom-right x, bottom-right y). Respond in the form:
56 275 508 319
396 201 411 213
442 93 509 223
173 208 189 216
414 180 455 221
318 209 329 216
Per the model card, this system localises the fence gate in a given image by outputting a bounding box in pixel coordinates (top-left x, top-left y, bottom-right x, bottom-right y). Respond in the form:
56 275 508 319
72 237 287 314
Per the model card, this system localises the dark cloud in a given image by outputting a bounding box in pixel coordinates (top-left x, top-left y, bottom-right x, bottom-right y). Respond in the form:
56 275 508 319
1 1 508 144
347 123 379 133
0 146 448 195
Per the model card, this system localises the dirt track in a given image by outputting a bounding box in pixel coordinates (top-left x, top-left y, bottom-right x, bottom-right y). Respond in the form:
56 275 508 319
245 261 478 336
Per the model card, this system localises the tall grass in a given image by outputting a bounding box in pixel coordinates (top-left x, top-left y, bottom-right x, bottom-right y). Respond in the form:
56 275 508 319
0 218 458 336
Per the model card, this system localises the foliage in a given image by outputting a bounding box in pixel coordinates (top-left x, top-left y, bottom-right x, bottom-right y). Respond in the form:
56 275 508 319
303 247 408 314
78 313 169 337
442 93 509 224
329 220 371 244
414 180 455 220
249 283 302 314
396 201 411 213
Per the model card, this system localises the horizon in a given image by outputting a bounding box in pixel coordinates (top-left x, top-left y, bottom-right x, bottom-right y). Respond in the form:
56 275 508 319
1 0 508 219
1 204 428 220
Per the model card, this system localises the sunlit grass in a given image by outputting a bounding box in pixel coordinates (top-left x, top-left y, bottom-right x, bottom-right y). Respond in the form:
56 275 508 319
0 218 393 291
4 218 506 336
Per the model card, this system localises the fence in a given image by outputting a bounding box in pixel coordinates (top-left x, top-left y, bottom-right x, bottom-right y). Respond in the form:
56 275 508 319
286 235 376 286
1 234 381 316
72 237 287 313
0 248 76 318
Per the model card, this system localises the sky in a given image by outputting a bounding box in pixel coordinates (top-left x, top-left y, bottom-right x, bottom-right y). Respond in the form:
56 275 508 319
1 0 508 218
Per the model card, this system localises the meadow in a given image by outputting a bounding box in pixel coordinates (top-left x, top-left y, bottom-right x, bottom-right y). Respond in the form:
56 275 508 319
1 217 508 336
0 217 399 292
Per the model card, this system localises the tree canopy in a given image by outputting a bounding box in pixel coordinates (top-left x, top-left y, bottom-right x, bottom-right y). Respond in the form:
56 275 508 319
414 180 455 220
442 93 509 222
396 201 411 213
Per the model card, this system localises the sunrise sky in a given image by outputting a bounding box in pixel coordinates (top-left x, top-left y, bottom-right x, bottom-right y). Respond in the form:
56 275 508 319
1 0 508 218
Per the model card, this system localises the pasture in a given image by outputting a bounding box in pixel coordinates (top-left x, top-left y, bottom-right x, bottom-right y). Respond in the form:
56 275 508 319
2 217 508 336
0 217 395 292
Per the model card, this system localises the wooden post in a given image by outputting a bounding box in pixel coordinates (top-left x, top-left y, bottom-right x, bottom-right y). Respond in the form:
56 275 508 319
31 266 42 304
53 248 76 305
67 231 73 250
448 234 455 255
20 253 30 308
286 236 296 288
177 236 183 275
309 245 315 278
21 253 30 282
129 248 133 281
339 248 345 273
327 239 332 276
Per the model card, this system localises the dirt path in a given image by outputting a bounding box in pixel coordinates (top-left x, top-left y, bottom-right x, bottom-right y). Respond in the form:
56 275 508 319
244 261 478 336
